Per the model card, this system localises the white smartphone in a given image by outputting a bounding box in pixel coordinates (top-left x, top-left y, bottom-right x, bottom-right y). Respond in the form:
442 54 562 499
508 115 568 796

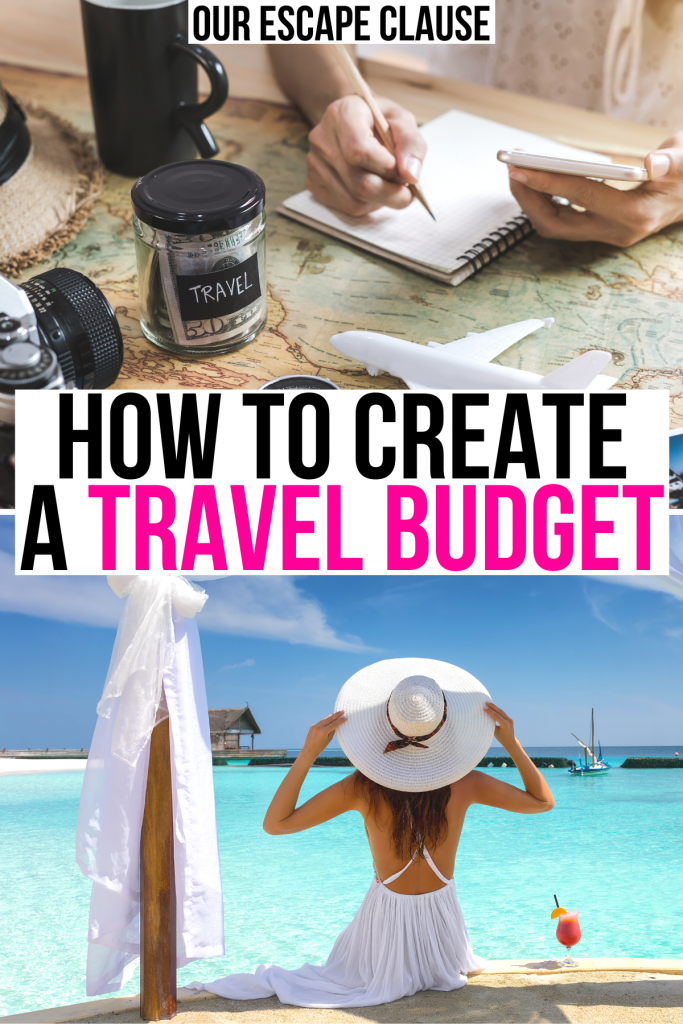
497 149 648 182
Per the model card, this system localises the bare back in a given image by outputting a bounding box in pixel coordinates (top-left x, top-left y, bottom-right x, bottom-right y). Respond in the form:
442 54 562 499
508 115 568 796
359 774 474 895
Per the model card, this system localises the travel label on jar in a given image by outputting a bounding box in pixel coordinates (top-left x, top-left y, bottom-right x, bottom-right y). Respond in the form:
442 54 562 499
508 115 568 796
176 252 262 320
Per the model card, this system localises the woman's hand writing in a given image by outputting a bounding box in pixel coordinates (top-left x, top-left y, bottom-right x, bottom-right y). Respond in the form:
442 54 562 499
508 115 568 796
306 95 426 216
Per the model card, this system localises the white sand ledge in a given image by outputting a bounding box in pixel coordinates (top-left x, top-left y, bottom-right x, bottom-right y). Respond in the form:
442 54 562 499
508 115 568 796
3 961 683 1024
0 759 87 776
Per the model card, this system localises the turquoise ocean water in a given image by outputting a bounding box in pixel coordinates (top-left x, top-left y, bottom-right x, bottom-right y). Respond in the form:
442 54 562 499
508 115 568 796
1 756 682 1016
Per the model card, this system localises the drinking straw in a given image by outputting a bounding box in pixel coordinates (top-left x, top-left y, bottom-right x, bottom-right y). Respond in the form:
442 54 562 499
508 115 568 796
554 895 560 908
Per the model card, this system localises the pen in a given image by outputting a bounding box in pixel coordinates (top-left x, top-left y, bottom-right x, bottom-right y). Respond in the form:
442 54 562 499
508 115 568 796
333 44 435 221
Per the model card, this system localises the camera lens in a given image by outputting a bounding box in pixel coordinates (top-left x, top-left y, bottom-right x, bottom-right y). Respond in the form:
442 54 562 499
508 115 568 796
22 267 123 389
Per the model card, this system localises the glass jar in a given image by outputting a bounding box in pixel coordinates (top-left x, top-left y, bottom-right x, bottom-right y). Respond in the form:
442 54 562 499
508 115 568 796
131 160 266 356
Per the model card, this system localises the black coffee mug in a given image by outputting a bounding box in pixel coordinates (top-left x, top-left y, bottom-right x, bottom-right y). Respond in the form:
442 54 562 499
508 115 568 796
80 0 228 177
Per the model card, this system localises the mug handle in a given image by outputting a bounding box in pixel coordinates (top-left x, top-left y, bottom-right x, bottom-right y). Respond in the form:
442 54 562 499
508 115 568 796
170 35 229 159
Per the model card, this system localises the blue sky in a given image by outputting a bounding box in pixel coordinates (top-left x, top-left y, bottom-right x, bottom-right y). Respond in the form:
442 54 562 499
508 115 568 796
1 516 681 748
671 432 683 476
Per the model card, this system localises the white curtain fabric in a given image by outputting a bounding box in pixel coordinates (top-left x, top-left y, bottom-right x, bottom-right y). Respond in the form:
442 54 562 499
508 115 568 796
75 575 225 996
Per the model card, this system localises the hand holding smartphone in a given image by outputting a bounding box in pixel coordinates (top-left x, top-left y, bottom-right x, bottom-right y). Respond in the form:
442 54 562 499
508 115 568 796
497 150 648 183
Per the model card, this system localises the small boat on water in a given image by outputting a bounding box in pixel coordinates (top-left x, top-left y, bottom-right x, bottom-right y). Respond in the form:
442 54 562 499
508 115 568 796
568 709 611 776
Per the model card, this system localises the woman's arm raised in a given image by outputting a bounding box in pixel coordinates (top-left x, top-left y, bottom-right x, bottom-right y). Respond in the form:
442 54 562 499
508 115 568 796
263 711 361 835
468 702 555 815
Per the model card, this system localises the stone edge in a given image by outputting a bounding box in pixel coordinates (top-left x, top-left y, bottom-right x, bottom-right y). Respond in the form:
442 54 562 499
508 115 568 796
0 989 214 1023
3 962 683 1022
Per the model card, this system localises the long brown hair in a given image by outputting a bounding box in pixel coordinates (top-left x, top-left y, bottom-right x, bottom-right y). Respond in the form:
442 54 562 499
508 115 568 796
352 771 451 861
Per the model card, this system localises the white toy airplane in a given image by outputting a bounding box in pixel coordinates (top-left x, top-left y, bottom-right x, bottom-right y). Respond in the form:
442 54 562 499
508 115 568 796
329 318 614 390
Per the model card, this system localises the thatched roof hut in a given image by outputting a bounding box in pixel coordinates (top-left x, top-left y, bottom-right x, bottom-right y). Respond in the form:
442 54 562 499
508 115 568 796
208 707 261 750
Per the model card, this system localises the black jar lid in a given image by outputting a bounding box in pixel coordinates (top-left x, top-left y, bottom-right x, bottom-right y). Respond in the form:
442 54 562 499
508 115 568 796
131 160 265 234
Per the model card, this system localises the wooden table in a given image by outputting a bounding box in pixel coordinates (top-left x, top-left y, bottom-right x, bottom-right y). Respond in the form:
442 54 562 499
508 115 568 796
2 58 682 424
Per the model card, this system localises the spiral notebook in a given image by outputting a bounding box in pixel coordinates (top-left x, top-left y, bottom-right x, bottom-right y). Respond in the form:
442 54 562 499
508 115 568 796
277 109 605 286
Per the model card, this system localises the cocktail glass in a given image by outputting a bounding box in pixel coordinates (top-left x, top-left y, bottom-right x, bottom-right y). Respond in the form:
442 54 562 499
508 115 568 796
555 910 581 966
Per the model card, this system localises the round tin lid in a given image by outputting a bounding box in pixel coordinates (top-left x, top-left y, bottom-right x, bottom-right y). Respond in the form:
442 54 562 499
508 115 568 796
131 160 265 234
259 375 341 390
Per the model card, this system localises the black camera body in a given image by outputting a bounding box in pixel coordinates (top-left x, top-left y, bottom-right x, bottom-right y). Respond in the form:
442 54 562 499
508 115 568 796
0 267 123 508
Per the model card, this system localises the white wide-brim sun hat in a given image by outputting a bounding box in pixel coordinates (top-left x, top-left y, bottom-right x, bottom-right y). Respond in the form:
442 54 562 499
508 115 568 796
334 658 494 792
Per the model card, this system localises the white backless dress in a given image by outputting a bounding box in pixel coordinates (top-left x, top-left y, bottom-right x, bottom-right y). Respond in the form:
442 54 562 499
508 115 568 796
188 848 485 1008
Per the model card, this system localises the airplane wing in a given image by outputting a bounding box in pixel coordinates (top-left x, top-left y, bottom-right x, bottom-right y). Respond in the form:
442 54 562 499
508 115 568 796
586 373 616 391
404 356 613 391
427 317 554 363
539 351 612 389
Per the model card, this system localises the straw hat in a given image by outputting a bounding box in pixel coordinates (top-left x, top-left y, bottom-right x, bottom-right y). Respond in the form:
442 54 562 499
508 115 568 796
0 84 102 278
334 658 494 792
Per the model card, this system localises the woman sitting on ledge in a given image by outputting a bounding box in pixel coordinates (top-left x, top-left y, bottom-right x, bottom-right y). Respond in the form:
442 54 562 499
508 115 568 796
189 658 554 1008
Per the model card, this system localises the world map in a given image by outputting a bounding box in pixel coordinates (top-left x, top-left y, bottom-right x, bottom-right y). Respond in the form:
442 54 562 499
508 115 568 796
14 95 683 426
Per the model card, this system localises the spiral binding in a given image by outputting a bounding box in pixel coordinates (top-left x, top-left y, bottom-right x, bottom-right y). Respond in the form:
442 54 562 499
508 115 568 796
455 215 534 276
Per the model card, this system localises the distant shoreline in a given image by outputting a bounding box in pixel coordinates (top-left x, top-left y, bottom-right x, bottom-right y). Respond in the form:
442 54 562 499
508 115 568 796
289 745 682 758
1 745 679 776
0 758 87 776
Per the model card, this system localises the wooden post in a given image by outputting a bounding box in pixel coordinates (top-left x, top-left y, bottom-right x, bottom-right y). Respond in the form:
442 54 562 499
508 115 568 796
140 718 177 1021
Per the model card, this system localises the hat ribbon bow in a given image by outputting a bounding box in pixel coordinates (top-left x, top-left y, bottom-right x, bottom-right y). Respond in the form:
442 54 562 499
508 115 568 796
384 694 448 754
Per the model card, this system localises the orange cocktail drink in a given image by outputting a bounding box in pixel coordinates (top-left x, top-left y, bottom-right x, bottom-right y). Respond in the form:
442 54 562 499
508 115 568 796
556 910 581 964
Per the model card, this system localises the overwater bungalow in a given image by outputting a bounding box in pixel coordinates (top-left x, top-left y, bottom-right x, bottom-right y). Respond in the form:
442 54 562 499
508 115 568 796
209 707 261 751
